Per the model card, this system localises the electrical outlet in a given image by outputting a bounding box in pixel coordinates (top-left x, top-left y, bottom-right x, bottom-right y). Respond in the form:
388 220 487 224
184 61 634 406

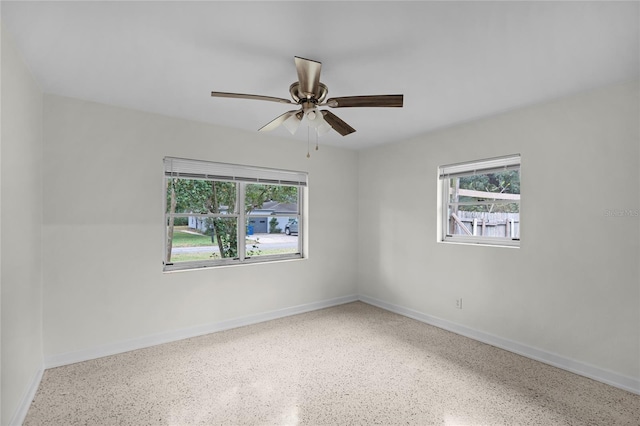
456 298 463 309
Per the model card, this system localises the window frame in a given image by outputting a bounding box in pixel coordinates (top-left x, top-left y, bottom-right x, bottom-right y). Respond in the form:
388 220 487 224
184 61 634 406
163 157 306 272
439 154 521 248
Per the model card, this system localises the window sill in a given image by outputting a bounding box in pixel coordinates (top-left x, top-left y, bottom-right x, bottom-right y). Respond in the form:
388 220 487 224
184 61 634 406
163 254 305 273
439 238 520 249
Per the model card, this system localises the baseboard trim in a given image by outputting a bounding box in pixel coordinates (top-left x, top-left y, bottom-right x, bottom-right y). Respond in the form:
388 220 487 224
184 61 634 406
10 366 44 426
44 294 358 369
358 295 640 395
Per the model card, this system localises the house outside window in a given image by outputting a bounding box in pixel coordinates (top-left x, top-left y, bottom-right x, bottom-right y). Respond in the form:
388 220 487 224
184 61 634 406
164 157 306 271
439 154 520 247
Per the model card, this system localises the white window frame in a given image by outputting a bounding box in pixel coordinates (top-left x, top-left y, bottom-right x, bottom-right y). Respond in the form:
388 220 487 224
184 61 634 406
439 154 521 248
163 157 306 271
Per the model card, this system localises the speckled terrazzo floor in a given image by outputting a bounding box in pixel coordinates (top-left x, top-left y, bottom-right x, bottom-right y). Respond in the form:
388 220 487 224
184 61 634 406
25 302 640 425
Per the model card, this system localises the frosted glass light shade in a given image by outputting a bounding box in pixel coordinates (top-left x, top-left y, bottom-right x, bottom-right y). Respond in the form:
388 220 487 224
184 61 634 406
283 113 301 135
317 121 332 135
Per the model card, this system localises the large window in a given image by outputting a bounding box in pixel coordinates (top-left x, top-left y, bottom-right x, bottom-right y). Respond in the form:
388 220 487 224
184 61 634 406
439 154 520 247
164 157 306 271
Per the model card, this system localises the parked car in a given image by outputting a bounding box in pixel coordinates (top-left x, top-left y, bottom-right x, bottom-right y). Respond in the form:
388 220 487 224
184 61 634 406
285 219 298 235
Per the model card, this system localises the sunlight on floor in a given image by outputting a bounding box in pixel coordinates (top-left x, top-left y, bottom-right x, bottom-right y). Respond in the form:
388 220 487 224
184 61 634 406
443 413 474 425
281 405 300 425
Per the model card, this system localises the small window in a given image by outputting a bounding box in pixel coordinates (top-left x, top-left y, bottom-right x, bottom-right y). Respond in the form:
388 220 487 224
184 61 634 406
164 157 306 271
439 155 520 247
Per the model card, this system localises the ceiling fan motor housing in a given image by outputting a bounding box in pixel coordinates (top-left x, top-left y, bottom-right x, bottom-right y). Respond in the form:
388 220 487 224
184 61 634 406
290 82 328 104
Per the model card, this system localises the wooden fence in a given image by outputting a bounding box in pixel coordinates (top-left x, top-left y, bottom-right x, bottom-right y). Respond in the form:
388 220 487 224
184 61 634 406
449 211 520 238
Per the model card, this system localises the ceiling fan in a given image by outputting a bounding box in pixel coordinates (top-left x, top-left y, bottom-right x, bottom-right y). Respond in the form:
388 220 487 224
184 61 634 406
211 56 403 137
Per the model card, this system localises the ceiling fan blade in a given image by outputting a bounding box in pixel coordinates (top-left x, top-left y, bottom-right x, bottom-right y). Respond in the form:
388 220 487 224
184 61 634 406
294 56 322 99
211 91 293 104
325 94 403 108
322 111 356 136
258 110 301 132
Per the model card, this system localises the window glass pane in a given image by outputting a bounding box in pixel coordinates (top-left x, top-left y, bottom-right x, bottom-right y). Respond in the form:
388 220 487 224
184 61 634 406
165 178 240 264
245 217 299 258
244 184 300 258
449 171 520 203
245 184 298 215
166 178 237 214
166 217 238 263
447 209 520 238
443 162 520 243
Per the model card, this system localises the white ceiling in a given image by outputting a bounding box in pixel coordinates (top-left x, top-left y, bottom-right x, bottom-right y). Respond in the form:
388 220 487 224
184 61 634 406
2 1 638 150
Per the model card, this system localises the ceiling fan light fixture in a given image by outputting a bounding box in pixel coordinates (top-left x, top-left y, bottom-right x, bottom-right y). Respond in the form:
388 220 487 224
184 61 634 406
306 108 331 136
307 109 318 121
282 113 301 135
306 107 330 133
317 120 332 135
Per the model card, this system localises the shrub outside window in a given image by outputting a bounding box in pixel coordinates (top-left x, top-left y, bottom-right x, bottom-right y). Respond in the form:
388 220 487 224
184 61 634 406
164 157 306 271
439 155 520 247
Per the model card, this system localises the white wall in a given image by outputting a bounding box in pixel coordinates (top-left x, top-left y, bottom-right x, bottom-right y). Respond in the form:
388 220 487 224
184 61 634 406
41 95 359 359
1 23 3 426
358 80 639 383
0 27 44 425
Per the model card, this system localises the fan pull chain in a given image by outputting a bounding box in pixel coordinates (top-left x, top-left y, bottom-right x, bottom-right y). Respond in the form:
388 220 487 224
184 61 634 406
307 126 310 158
315 131 319 151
